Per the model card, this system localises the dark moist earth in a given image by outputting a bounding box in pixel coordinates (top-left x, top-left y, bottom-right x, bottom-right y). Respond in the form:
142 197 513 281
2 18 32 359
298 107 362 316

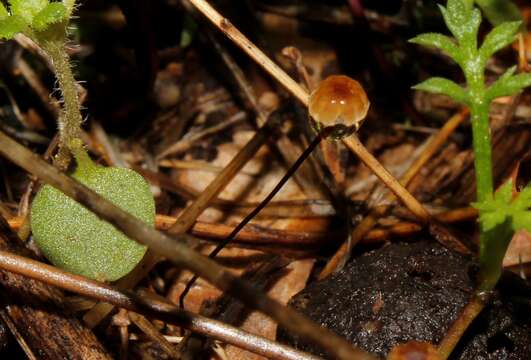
278 241 531 359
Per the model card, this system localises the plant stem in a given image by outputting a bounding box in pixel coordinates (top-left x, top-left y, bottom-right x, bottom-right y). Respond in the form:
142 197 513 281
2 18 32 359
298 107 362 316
41 40 84 168
469 102 493 203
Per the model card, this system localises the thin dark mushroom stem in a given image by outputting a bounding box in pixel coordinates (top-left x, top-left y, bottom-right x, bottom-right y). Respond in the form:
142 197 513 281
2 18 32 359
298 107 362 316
0 249 322 360
179 132 324 308
0 130 376 360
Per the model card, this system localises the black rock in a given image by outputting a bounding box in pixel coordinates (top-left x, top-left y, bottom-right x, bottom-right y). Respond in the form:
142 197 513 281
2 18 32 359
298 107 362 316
279 241 531 359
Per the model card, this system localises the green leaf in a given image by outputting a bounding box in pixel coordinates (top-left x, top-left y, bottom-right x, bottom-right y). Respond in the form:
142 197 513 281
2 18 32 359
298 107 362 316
474 181 531 233
31 157 155 282
62 0 77 17
440 1 481 46
32 2 67 31
409 33 461 63
486 71 531 101
0 3 9 20
494 178 513 203
9 0 49 24
474 0 522 26
512 185 531 210
413 77 470 104
479 21 521 65
0 15 27 40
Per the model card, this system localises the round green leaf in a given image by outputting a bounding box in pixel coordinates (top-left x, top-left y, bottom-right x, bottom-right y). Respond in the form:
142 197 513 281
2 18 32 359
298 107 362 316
31 164 155 282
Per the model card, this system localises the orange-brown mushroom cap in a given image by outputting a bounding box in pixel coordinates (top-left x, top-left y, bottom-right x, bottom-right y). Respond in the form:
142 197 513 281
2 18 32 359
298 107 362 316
387 341 441 360
309 75 370 138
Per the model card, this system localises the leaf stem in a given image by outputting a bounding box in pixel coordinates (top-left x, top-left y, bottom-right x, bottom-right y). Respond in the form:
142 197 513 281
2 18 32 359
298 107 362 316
41 40 84 168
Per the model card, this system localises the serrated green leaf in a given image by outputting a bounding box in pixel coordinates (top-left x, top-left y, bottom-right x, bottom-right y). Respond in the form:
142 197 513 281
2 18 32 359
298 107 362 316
413 77 470 104
0 3 9 20
513 184 531 209
32 2 67 31
475 181 531 234
62 0 77 17
474 0 522 26
513 212 531 232
0 15 27 40
494 179 513 203
486 72 531 101
9 0 49 24
409 33 461 63
479 21 521 66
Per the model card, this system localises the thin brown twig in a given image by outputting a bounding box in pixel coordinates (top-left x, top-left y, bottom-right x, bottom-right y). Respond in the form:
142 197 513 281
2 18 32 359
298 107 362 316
0 131 375 360
0 249 322 360
187 0 309 105
7 206 478 250
437 294 488 359
343 135 431 222
157 111 246 158
319 109 469 278
128 312 180 359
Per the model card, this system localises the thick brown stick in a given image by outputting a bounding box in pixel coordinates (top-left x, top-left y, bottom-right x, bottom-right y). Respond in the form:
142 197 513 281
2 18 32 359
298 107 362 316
0 249 322 360
0 131 375 360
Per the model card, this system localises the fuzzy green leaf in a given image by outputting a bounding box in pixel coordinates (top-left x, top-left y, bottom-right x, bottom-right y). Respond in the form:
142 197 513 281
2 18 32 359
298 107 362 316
474 0 522 26
9 0 49 24
32 2 67 31
31 160 155 282
0 15 27 40
0 3 9 20
486 70 531 101
409 33 461 63
413 77 469 104
479 21 521 66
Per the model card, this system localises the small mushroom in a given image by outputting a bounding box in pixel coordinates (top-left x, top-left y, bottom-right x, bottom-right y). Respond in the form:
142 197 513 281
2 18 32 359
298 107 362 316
387 341 441 360
309 75 370 139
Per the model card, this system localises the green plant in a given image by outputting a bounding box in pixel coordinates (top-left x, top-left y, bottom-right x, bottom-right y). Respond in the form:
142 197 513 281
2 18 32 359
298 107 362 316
473 0 522 25
0 0 155 281
410 0 531 291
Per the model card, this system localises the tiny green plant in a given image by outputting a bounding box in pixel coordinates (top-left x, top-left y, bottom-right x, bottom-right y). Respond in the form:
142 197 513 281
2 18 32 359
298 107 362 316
410 0 531 292
0 0 155 281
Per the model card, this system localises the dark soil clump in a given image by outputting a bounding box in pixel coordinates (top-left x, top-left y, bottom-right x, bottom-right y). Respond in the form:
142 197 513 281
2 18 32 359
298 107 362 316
279 241 531 359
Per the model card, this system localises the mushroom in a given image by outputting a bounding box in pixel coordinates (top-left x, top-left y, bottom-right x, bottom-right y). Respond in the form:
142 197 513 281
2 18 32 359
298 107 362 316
309 75 370 139
387 341 441 360
309 75 430 224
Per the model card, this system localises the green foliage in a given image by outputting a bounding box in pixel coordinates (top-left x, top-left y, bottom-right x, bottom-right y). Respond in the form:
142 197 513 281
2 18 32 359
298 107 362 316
0 0 69 40
473 181 531 233
31 153 155 282
32 3 68 31
411 0 530 291
410 2 529 103
486 67 531 101
474 0 522 26
412 77 469 105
